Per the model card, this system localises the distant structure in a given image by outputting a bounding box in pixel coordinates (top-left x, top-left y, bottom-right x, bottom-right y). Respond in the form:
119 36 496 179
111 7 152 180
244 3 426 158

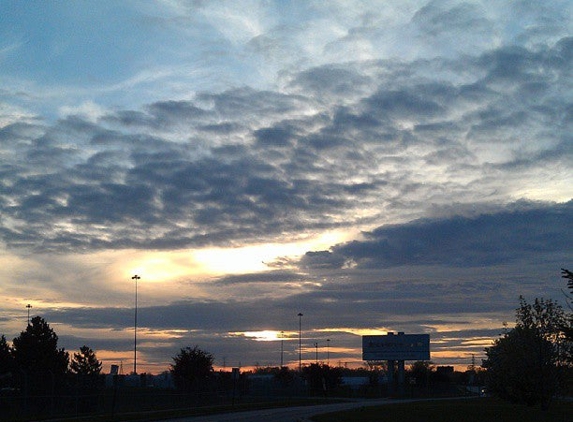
436 366 454 375
362 332 430 396
110 364 119 376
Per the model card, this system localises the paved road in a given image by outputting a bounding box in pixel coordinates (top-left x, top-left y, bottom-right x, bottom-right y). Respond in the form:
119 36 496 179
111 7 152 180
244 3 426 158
158 398 392 422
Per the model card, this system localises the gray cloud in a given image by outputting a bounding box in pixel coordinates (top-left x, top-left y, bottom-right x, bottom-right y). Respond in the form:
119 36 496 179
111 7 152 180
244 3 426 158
215 270 306 285
412 2 492 38
303 201 572 269
0 36 571 257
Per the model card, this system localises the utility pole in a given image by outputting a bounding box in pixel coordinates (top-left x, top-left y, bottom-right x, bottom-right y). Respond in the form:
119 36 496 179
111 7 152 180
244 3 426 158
26 304 32 325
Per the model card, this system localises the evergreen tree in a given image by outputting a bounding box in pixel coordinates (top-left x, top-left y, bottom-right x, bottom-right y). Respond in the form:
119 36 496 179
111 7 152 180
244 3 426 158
70 345 102 412
0 335 15 387
11 316 69 398
0 335 13 372
70 345 102 376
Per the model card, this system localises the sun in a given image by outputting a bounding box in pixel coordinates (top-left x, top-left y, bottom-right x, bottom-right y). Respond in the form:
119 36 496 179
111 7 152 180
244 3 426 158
235 330 290 342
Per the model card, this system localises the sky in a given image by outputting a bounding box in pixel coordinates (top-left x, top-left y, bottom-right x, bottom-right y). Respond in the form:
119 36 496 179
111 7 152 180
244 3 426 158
0 0 572 374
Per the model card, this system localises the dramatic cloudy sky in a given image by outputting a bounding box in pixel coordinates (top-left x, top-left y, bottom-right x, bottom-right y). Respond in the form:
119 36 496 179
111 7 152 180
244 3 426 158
1 0 572 373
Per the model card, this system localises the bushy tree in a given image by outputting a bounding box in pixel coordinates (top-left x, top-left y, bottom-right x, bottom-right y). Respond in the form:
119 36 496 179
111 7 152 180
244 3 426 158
303 363 342 396
560 268 573 358
170 346 214 392
516 297 567 340
516 294 573 365
408 361 434 387
274 365 295 387
483 297 568 409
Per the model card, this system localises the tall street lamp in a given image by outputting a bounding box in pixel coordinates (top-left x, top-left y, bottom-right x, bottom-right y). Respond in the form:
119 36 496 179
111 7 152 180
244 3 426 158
26 304 32 325
298 313 303 371
327 339 331 366
280 331 285 367
132 274 141 375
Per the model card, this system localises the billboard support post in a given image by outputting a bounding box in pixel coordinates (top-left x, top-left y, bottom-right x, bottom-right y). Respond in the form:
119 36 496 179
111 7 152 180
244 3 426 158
387 359 395 396
397 360 405 396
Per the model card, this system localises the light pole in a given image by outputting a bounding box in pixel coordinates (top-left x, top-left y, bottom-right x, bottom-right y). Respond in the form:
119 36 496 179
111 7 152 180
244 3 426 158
132 274 140 375
327 339 330 366
26 304 32 325
298 313 303 371
280 331 284 367
314 342 318 363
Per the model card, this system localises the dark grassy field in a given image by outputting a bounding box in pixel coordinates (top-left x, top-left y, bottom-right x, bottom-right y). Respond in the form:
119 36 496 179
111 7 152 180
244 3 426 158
311 398 573 422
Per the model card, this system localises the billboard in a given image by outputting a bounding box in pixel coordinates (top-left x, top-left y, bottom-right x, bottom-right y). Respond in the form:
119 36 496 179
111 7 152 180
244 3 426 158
362 333 430 361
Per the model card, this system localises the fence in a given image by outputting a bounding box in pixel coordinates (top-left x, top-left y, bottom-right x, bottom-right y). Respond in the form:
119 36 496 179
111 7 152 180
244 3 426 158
0 372 310 421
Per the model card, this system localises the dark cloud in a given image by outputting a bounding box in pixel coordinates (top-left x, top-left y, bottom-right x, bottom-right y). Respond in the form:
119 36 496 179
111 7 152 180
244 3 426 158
216 270 304 285
365 88 446 122
0 121 44 145
147 100 208 122
197 87 308 118
288 66 372 99
412 1 492 38
43 300 297 333
300 251 347 270
254 125 296 147
198 122 242 134
306 201 572 269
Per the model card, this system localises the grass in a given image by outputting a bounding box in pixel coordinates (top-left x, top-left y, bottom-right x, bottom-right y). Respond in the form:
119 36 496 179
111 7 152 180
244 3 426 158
310 398 573 422
25 397 344 422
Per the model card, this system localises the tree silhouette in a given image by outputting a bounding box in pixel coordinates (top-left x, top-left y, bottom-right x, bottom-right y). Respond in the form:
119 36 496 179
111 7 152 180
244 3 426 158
560 268 573 357
170 346 214 393
483 297 567 409
562 268 573 294
0 335 15 387
70 345 101 376
302 363 342 396
408 360 434 388
70 345 102 412
11 316 69 401
0 335 13 370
